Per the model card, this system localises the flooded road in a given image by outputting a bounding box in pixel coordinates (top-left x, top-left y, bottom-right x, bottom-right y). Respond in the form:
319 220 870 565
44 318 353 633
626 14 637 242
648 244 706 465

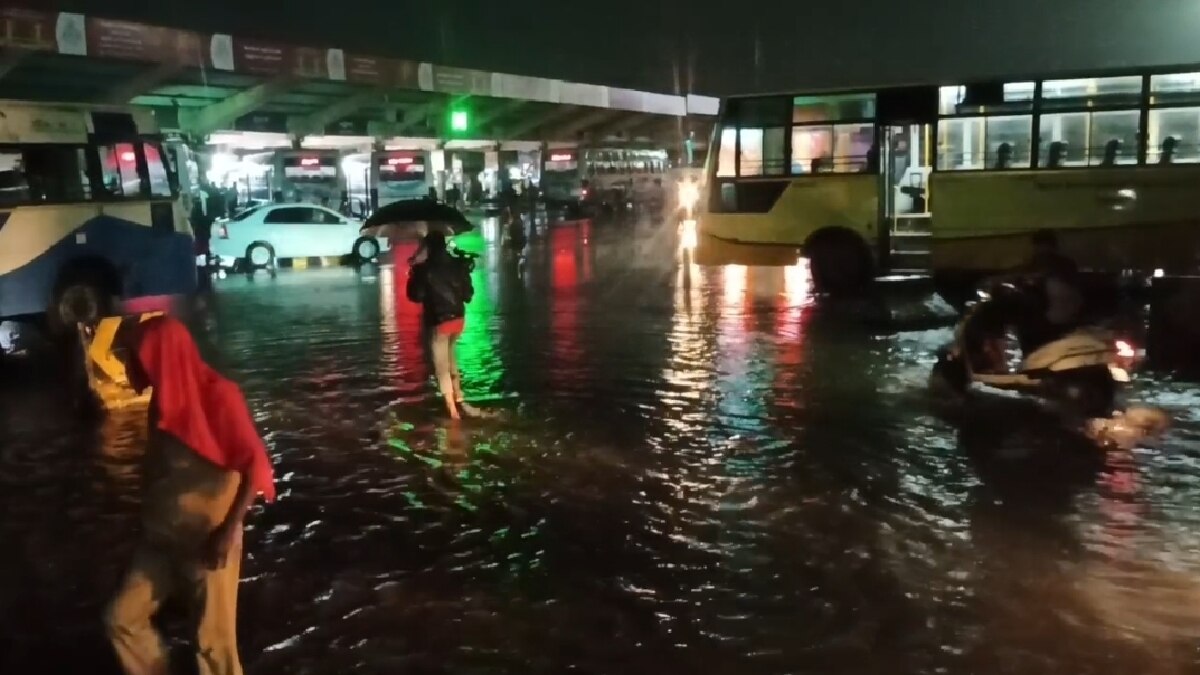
3 219 1200 674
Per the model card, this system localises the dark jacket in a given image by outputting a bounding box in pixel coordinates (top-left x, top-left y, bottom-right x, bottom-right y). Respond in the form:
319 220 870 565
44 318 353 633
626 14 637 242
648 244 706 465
406 253 474 326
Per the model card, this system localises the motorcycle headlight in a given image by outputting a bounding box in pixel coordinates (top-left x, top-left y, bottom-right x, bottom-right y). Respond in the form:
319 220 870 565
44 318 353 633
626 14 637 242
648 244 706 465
1115 340 1136 359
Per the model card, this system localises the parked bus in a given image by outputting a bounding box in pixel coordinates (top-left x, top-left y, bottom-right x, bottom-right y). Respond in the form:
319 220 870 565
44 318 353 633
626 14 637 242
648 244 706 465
242 149 344 209
541 145 671 214
0 101 194 330
343 150 431 216
702 69 1200 291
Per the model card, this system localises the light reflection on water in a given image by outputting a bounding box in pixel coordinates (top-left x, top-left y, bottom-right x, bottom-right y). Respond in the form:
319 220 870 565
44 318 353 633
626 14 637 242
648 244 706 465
2 219 1200 674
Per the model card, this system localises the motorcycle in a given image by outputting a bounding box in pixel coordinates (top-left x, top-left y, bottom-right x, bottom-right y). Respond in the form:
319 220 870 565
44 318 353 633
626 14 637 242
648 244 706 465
930 280 1141 420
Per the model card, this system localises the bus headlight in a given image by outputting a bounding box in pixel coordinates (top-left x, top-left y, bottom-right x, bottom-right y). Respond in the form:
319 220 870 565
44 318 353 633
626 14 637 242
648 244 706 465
680 219 698 250
678 181 700 212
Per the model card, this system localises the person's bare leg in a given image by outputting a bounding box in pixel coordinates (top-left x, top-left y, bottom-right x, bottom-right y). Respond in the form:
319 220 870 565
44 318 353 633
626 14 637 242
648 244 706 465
106 547 175 675
446 332 481 418
431 331 459 419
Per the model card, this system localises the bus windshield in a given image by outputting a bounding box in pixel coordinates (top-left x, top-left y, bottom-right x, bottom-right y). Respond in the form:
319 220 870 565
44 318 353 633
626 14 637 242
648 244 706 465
544 150 578 174
282 156 338 183
378 154 426 183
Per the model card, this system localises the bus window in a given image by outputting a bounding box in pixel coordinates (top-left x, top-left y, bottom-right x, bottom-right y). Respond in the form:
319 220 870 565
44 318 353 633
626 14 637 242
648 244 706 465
790 123 870 174
1148 107 1200 163
833 123 874 172
97 143 142 198
791 126 832 174
1038 112 1089 167
1150 73 1200 106
12 146 91 203
763 128 786 175
985 115 1033 168
142 143 174 197
1041 76 1143 110
1088 110 1139 166
731 96 791 126
938 117 985 170
940 83 1035 115
0 150 29 206
738 128 764 176
717 128 736 177
793 94 874 123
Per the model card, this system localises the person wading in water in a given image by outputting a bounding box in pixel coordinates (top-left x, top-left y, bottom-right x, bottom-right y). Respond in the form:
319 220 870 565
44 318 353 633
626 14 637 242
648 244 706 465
106 316 275 675
406 231 477 419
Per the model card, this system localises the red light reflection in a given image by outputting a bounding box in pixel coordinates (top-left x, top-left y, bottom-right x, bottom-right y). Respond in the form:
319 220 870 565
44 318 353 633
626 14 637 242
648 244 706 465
389 244 430 388
548 226 582 388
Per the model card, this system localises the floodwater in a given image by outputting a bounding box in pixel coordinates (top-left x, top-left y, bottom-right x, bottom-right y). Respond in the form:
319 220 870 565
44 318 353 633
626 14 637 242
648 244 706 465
3 218 1200 675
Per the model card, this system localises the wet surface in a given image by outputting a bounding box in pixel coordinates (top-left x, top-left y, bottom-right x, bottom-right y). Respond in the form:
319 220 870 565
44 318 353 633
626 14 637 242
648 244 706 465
3 219 1200 674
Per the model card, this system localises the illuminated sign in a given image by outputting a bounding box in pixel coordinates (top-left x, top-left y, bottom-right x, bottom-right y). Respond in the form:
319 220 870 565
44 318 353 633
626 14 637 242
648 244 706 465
299 157 321 166
549 153 574 162
387 156 414 165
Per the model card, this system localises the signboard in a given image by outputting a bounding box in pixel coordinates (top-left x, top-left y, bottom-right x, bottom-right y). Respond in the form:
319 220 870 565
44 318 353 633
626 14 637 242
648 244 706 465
54 13 86 56
425 65 491 95
325 48 345 81
233 39 290 76
393 59 420 89
344 53 384 84
86 18 203 67
0 7 55 51
292 46 327 79
209 34 234 71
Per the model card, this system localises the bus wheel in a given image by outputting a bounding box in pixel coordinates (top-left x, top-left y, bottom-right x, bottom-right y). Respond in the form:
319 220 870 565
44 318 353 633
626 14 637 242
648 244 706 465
806 229 873 294
48 265 117 336
352 236 380 264
245 242 275 271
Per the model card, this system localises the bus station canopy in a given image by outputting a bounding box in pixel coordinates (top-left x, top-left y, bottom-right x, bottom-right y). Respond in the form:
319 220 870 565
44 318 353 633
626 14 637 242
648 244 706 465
0 6 717 145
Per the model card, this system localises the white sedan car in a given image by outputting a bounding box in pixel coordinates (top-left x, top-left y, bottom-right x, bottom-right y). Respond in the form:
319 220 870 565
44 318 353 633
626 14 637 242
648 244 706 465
211 203 387 269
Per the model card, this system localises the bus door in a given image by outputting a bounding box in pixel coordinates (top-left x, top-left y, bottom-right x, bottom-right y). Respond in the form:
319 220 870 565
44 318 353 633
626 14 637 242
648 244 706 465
876 87 937 271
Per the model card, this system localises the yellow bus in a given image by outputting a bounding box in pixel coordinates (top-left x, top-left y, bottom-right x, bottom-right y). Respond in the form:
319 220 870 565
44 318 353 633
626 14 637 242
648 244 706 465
700 70 1200 291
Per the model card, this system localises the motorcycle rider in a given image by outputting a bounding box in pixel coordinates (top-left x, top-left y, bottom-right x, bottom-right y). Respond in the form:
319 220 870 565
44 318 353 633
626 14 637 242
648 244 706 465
972 229 1083 372
1018 229 1083 350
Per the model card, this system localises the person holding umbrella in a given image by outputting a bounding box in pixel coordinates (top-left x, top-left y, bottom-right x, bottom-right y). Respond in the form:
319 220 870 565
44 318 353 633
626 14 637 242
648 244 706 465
406 231 476 420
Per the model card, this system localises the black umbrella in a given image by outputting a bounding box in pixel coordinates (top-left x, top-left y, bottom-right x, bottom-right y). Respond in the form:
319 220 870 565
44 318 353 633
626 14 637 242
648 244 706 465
360 199 474 241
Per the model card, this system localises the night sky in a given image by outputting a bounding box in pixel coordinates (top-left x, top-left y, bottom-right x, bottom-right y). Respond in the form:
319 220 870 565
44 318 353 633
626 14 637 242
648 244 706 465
47 0 1200 95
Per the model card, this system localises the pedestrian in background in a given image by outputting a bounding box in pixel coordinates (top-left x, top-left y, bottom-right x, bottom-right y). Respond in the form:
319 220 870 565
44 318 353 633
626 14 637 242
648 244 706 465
406 232 476 420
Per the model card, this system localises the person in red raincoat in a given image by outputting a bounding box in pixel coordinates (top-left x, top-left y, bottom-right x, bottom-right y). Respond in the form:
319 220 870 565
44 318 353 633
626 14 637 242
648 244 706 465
105 316 275 675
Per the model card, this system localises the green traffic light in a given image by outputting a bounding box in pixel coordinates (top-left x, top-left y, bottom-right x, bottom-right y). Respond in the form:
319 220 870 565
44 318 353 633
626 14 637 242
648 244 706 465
450 110 469 133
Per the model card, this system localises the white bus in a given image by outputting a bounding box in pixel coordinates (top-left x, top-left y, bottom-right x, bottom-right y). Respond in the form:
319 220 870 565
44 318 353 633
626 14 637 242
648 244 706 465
541 145 671 213
242 149 345 209
0 101 194 330
343 150 431 215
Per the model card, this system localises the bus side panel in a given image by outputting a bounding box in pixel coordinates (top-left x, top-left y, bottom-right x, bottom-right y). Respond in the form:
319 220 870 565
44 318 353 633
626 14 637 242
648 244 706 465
699 174 878 248
0 207 195 317
932 166 1200 274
